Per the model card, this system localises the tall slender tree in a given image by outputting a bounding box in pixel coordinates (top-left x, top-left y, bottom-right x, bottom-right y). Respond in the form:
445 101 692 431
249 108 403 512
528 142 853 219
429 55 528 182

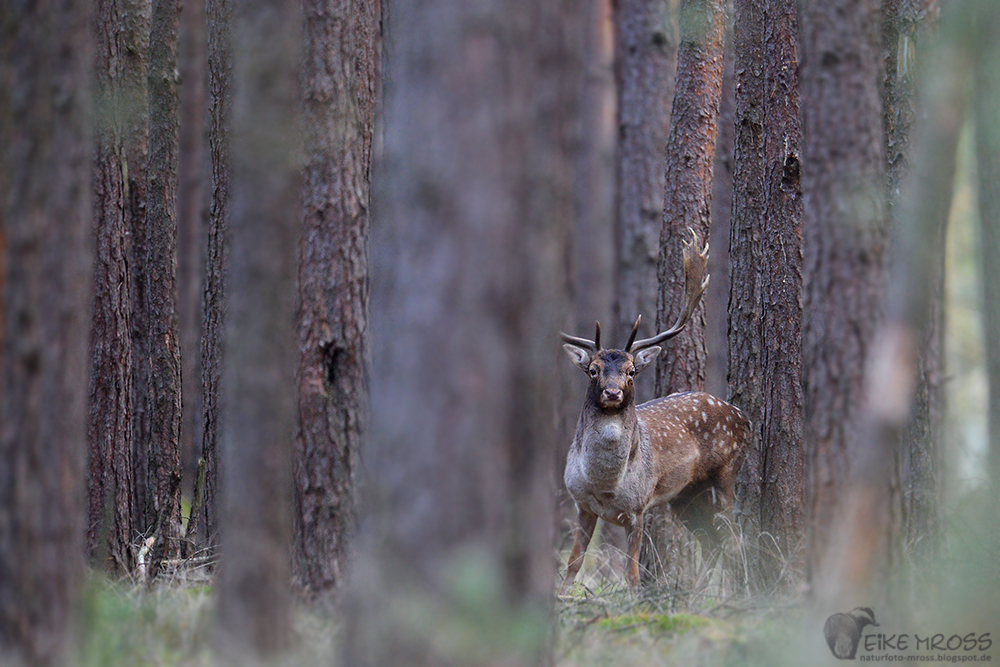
292 0 379 598
342 0 578 663
197 0 234 551
654 0 726 397
883 0 944 560
799 0 889 598
728 0 804 591
144 0 184 576
176 0 208 511
215 0 300 656
87 0 151 573
0 0 92 661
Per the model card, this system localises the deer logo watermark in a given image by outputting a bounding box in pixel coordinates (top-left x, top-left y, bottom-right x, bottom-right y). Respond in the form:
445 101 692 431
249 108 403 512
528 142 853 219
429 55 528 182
824 607 879 660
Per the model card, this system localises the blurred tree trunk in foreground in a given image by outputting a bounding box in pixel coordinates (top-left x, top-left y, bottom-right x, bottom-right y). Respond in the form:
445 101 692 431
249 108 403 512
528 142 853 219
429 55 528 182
800 0 888 595
809 0 987 611
292 0 379 599
87 0 150 574
641 0 726 588
882 0 945 562
144 0 184 577
0 0 93 662
215 0 300 657
973 0 1000 507
197 0 234 552
343 0 577 663
728 0 804 593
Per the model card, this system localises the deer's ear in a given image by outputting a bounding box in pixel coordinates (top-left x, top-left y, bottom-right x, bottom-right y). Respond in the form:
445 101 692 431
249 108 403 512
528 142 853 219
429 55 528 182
562 344 592 372
633 346 661 373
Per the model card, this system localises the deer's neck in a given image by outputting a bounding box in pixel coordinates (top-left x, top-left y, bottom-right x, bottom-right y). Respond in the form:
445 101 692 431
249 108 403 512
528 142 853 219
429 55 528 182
576 401 641 489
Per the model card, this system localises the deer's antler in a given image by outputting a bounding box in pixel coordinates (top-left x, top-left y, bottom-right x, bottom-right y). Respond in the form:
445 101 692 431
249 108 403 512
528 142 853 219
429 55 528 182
629 228 709 352
560 320 602 351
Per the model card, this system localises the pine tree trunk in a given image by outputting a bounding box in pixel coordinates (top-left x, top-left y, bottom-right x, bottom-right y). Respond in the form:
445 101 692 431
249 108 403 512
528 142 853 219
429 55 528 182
145 0 184 577
883 0 944 562
292 0 379 599
88 0 151 574
800 0 888 593
654 0 726 395
198 0 234 551
0 0 92 661
176 0 208 526
342 0 577 663
215 0 300 656
729 0 804 592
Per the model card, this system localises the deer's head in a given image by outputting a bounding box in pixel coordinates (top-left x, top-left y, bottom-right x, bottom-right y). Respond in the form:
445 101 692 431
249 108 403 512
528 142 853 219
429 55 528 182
562 318 662 410
560 228 710 411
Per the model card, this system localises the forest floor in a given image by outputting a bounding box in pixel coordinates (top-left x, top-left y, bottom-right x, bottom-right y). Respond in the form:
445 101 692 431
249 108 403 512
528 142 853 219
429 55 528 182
78 571 808 667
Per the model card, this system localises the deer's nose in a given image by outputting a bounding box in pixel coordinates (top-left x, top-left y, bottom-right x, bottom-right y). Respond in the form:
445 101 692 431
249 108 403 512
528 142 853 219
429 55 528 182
602 388 622 402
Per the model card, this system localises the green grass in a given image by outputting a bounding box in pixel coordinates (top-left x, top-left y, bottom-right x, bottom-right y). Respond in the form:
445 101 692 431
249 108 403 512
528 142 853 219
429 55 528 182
554 581 806 667
79 575 215 667
77 574 337 667
77 571 807 667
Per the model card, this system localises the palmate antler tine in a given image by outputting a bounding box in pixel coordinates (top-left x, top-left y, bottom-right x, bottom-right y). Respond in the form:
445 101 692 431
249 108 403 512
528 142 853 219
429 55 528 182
559 320 602 352
631 228 710 352
624 315 641 352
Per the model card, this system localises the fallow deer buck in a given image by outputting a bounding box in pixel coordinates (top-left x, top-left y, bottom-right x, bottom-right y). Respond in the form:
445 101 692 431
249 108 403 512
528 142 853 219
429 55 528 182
560 229 749 592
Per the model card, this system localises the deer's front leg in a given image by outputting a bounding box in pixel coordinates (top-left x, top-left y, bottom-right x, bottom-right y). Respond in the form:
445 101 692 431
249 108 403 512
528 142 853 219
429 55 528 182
561 507 598 594
624 512 644 588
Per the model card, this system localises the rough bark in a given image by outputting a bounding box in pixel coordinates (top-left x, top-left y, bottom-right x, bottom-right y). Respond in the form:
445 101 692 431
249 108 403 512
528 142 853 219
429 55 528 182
613 0 678 403
87 0 150 574
144 0 184 576
0 0 92 661
728 0 766 569
654 0 726 396
800 0 889 592
729 0 804 592
198 0 233 551
292 0 379 599
215 0 300 657
342 0 577 663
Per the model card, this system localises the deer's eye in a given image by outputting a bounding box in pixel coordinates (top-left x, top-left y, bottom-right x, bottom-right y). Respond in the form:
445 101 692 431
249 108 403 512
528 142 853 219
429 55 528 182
589 367 599 378
627 368 636 377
